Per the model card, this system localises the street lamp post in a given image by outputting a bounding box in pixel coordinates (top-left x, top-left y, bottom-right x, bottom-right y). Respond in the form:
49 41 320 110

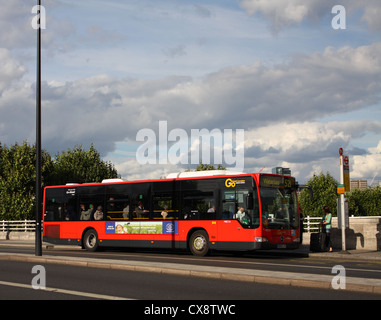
35 0 42 256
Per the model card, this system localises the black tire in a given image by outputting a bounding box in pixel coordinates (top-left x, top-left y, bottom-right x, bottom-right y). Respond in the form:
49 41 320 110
83 229 99 252
189 230 209 256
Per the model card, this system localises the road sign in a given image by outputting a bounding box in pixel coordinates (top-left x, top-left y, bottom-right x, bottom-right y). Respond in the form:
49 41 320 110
337 186 345 194
343 156 350 192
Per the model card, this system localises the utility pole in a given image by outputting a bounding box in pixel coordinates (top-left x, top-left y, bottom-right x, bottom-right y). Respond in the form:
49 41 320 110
338 148 350 254
35 0 42 256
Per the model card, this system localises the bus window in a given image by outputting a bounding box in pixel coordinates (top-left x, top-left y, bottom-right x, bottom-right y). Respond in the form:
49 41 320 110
222 190 235 219
133 200 149 219
128 183 151 220
106 195 130 220
182 191 215 220
260 187 298 229
152 193 177 219
64 196 77 221
45 187 80 221
44 189 64 221
222 188 260 228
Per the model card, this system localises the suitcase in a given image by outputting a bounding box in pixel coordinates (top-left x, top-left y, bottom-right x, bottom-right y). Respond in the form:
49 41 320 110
310 232 326 252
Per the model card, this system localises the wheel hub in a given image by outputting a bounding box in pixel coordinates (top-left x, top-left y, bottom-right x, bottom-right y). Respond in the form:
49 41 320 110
194 236 206 251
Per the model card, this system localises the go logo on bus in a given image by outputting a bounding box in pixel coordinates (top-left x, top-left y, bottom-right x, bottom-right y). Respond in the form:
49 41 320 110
225 179 245 188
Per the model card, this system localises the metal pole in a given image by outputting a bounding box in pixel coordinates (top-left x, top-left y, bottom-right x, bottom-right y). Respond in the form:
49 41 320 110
338 148 349 253
35 0 42 256
339 154 346 251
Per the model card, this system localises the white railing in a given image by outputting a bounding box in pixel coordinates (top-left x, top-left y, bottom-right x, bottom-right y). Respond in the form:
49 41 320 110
2 216 377 234
0 220 37 232
303 216 321 233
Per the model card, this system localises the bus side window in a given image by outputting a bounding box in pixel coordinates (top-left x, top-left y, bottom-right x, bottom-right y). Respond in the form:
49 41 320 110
60 188 78 221
106 195 130 220
222 201 235 220
182 191 215 220
132 195 150 220
45 197 63 221
222 191 236 220
152 193 175 219
65 204 77 221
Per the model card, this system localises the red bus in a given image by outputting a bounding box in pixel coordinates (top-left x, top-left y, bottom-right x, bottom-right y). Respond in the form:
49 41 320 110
43 171 301 256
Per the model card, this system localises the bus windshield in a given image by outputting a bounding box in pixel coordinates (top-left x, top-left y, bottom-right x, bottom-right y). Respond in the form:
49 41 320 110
260 187 299 229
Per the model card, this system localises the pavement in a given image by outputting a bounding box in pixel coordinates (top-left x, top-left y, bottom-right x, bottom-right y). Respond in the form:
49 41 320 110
0 239 381 295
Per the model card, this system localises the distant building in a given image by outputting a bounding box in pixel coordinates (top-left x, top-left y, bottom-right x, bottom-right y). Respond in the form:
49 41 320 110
350 179 367 191
272 167 291 176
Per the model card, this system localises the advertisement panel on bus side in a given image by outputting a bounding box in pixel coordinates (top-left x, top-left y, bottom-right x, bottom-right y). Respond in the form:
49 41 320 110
105 221 179 235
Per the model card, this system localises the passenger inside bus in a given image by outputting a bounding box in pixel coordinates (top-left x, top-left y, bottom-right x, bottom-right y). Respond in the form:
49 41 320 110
235 207 251 226
80 203 93 221
94 206 104 220
161 205 169 219
64 205 76 221
107 197 115 212
135 201 146 218
234 207 245 221
123 203 129 219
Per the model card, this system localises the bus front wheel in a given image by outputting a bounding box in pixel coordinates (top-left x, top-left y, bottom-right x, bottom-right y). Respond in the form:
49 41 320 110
189 230 209 256
83 229 99 252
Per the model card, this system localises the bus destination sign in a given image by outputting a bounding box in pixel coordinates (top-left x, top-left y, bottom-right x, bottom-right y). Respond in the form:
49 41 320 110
259 175 295 188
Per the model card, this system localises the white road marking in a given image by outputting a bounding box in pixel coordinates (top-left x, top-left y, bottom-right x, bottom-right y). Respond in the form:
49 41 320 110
0 280 134 300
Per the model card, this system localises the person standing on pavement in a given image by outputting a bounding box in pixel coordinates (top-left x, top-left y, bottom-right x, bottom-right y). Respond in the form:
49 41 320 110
321 206 333 252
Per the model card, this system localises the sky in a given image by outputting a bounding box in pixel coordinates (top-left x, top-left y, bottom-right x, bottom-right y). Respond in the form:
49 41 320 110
1 0 381 184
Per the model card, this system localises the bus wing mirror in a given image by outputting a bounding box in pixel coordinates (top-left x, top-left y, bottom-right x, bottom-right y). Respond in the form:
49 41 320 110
246 193 254 210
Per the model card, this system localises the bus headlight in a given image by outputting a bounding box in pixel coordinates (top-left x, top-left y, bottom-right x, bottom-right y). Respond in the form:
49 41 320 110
255 237 268 242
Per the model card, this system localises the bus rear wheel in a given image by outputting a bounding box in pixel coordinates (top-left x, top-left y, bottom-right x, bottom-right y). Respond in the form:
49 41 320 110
189 230 209 256
83 229 99 252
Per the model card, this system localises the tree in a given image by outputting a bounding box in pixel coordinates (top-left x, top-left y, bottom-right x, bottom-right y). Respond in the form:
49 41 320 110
299 172 338 217
50 144 118 185
195 163 226 171
348 187 381 216
0 142 52 220
0 142 119 220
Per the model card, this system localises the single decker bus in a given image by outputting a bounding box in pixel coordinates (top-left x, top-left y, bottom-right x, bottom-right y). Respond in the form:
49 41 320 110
43 170 302 256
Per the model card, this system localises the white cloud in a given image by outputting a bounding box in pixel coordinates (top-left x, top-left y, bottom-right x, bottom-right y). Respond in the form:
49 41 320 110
0 49 27 92
362 3 381 32
239 0 381 33
108 157 181 181
1 42 381 159
239 0 317 31
243 121 381 182
105 121 381 183
352 141 381 180
246 121 381 155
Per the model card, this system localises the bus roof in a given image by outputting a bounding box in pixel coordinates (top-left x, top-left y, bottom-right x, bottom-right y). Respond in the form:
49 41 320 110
45 171 294 189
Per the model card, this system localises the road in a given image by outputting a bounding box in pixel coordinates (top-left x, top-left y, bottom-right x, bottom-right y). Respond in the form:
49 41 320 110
2 244 381 281
0 260 378 301
0 242 380 304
